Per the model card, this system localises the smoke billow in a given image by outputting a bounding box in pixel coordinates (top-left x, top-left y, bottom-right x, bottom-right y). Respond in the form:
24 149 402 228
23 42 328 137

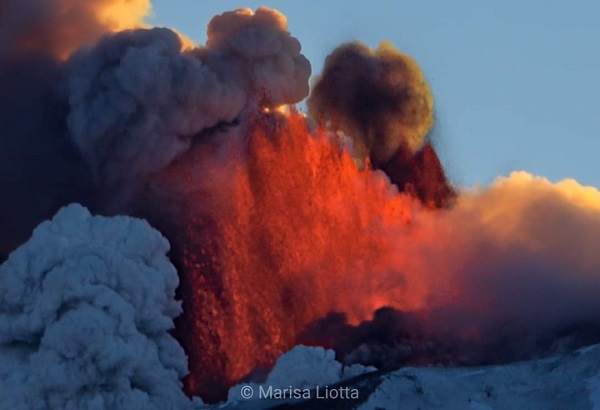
297 172 600 369
66 7 310 187
308 41 433 164
308 41 454 207
227 345 375 402
428 172 600 338
0 4 311 257
0 205 189 410
65 27 243 186
202 7 311 105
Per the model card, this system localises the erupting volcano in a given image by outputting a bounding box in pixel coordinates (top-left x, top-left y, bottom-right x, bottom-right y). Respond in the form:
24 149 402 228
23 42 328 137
1 2 600 409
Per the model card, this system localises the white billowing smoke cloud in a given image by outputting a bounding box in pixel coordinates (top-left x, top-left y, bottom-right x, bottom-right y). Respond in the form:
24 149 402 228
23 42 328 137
66 7 311 186
0 204 191 410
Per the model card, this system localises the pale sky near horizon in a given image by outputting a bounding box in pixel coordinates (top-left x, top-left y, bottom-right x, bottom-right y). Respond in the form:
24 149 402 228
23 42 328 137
149 1 599 189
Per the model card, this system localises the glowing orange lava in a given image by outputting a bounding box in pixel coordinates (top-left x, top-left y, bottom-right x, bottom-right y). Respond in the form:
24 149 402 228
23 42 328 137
166 110 445 401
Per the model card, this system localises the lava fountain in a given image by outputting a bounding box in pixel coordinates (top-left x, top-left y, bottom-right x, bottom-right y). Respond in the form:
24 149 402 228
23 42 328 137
145 107 454 401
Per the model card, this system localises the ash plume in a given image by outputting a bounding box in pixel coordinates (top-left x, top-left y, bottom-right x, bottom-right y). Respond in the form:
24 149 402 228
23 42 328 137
201 7 311 105
0 4 311 256
65 27 244 186
308 41 454 207
308 41 434 164
66 7 311 187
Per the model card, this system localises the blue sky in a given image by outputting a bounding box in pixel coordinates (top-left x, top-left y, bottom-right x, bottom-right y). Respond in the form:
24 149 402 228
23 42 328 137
149 0 599 188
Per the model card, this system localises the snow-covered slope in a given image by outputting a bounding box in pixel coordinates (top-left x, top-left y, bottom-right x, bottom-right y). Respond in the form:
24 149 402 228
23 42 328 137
220 344 600 410
361 344 600 409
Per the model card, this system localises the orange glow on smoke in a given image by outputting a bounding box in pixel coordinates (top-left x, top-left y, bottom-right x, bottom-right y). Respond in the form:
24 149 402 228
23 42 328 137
170 110 445 400
15 0 151 59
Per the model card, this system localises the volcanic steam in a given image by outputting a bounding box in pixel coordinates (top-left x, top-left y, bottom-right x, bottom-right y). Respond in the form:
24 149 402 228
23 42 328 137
1 2 600 406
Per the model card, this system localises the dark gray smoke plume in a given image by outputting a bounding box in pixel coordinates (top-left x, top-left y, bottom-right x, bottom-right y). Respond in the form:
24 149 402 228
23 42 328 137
66 7 311 186
0 5 311 258
65 27 244 185
308 41 434 165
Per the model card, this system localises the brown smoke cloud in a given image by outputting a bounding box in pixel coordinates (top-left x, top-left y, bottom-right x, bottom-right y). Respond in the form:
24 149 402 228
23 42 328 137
0 0 151 59
308 41 434 164
307 41 453 207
